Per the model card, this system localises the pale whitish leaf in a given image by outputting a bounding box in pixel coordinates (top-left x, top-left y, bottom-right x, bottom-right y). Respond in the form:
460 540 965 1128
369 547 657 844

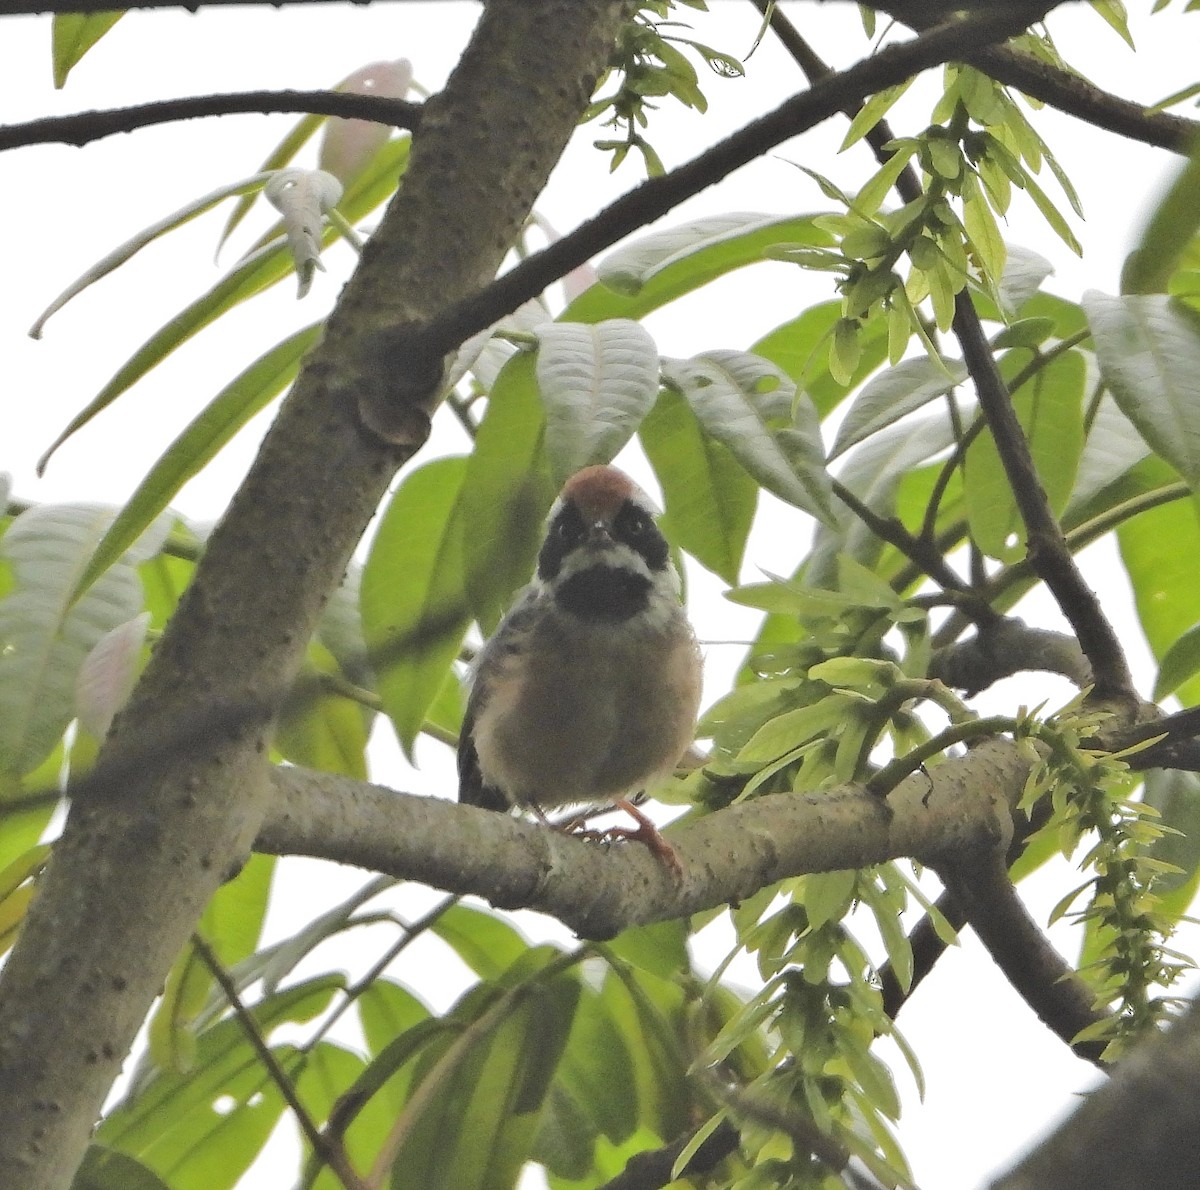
1083 291 1200 487
318 59 414 184
445 298 549 395
535 319 660 483
1064 394 1152 516
264 169 344 298
0 505 152 777
831 357 967 459
29 173 274 339
663 350 836 524
598 212 791 295
75 611 151 739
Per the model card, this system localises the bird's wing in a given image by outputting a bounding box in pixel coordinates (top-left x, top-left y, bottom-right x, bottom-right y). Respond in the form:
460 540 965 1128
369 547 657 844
456 587 542 811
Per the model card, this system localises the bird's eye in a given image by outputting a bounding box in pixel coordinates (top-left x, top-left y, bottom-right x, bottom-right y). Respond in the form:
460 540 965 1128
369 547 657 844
625 510 649 535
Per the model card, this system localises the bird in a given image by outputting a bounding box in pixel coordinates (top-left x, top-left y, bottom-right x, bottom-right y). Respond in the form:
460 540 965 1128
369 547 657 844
457 464 702 866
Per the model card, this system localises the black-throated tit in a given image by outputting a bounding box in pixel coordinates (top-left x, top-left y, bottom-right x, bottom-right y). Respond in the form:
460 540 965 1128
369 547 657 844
457 465 702 854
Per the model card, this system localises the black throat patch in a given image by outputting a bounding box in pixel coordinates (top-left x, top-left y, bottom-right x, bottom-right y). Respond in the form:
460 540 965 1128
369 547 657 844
554 564 652 621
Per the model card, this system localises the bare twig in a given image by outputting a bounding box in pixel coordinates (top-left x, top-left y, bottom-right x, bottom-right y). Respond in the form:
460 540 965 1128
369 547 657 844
191 933 369 1190
0 90 421 153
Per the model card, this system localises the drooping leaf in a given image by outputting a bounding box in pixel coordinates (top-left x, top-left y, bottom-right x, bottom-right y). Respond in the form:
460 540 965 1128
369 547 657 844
431 904 532 982
361 457 471 758
29 174 274 339
52 12 122 88
997 244 1055 316
72 1146 171 1190
460 352 558 634
831 356 968 459
566 213 832 322
1121 152 1200 295
37 137 410 473
663 350 835 524
1084 291 1200 487
0 505 163 777
535 320 660 484
639 387 756 584
278 640 370 779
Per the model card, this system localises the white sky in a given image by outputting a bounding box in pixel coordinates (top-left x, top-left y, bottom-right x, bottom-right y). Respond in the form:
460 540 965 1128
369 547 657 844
2 3 1197 1188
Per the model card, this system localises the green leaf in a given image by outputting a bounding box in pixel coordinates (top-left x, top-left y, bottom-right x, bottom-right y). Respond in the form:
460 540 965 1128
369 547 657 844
568 213 832 320
52 12 122 88
663 350 835 524
1119 494 1200 704
737 696 857 764
0 505 162 777
639 387 757 583
752 301 890 418
38 137 410 472
431 904 532 981
361 457 471 759
73 1146 171 1190
840 81 914 152
605 920 690 980
536 320 660 484
1144 769 1200 916
964 349 1086 560
1122 153 1200 295
1084 291 1200 487
460 351 558 634
278 641 370 778
1155 621 1200 699
69 323 321 606
831 356 967 459
100 976 343 1188
1089 0 1135 47
1065 395 1154 517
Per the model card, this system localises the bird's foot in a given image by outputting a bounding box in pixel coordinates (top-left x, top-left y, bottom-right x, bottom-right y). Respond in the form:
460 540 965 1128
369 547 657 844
571 797 682 877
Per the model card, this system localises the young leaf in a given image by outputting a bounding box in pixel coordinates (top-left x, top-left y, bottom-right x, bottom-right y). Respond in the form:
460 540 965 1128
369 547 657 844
535 319 660 484
52 12 123 88
361 457 471 759
1121 151 1200 296
840 81 914 152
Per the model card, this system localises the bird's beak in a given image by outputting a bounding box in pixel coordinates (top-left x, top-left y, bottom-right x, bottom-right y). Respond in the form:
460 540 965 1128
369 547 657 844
586 520 614 543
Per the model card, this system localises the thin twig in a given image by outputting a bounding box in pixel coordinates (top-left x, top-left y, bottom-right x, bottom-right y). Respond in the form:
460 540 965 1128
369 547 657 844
190 932 369 1190
0 90 421 153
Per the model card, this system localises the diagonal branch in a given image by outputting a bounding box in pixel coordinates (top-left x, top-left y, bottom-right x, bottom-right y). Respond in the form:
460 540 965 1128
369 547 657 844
952 291 1136 700
360 3 1064 417
0 90 421 153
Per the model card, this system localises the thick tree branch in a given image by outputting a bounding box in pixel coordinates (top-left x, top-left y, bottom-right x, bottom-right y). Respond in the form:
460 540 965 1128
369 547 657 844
930 618 1092 695
936 848 1110 1067
952 291 1136 701
0 90 421 153
0 3 631 1187
361 4 1062 416
991 987 1200 1190
255 737 1029 939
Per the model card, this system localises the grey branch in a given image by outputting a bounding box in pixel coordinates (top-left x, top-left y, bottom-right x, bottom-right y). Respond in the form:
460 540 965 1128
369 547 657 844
256 737 1030 940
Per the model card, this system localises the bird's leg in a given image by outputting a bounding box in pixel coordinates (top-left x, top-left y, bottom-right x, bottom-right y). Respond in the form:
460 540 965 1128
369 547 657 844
569 797 681 877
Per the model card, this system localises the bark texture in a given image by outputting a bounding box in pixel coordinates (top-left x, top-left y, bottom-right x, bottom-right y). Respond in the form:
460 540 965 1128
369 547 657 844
0 3 629 1185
